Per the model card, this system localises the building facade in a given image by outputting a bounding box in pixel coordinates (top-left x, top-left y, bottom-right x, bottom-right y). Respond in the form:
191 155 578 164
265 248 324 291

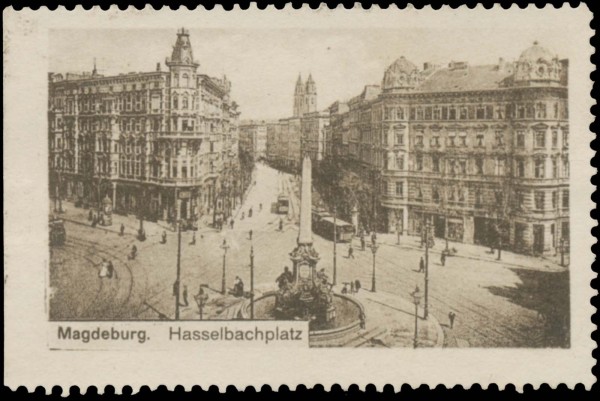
267 74 329 171
48 28 242 226
239 120 269 162
324 43 569 256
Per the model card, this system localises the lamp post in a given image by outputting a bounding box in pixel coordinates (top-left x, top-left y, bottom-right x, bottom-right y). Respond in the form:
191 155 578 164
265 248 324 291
332 205 337 286
423 216 433 320
221 239 230 295
175 219 182 320
250 245 255 320
411 285 423 349
370 238 379 293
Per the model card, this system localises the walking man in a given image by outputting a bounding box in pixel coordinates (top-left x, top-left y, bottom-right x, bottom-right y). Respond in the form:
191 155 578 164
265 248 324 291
120 223 125 236
249 230 253 241
182 285 189 307
448 311 456 329
441 251 446 267
190 232 196 245
347 244 355 259
129 244 137 260
161 230 167 244
419 256 425 273
230 218 235 230
279 218 283 232
360 234 366 251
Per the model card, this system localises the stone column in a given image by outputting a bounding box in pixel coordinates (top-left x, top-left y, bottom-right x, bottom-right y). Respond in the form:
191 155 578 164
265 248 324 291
298 155 313 245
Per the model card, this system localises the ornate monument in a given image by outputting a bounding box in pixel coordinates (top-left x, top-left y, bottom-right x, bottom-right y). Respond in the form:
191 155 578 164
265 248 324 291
274 155 336 325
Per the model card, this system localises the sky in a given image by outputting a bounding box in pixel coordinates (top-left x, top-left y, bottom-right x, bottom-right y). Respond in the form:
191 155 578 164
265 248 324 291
49 27 573 120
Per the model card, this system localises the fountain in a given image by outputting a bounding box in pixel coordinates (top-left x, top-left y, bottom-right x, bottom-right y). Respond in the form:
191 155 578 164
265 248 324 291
241 155 365 346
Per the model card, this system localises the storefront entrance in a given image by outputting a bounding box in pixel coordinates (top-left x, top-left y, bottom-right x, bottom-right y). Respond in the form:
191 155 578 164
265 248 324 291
533 224 545 255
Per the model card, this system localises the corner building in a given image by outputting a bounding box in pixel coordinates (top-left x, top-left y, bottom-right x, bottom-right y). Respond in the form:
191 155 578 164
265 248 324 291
328 43 569 256
48 29 241 225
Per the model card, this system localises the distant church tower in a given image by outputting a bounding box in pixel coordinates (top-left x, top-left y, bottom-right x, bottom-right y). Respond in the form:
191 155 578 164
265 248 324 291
293 74 305 117
304 74 317 115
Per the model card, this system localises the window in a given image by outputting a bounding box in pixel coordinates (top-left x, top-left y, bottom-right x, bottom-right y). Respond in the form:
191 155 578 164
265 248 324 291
535 131 546 148
458 188 466 203
459 107 468 120
518 105 525 119
183 95 189 109
485 105 494 119
526 104 534 119
562 156 569 177
476 106 485 119
534 159 545 178
432 187 440 203
416 154 423 171
476 157 484 174
517 159 525 177
173 94 178 109
534 191 545 210
536 102 547 119
552 130 558 147
182 74 189 87
430 135 440 147
433 107 441 120
562 190 569 208
475 190 483 208
459 133 467 147
562 129 569 148
432 156 440 172
396 154 404 170
495 131 504 147
441 106 448 120
552 191 558 210
459 160 467 174
516 131 525 148
424 107 432 120
416 108 424 120
210 142 214 153
476 134 484 147
415 135 424 146
173 74 179 87
448 133 456 147
449 107 456 120
495 158 505 176
416 187 423 201
395 132 404 145
395 181 403 197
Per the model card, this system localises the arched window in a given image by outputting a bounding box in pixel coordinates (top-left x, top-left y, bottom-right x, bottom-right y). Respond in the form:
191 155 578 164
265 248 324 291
173 94 178 110
173 73 179 87
182 94 189 109
182 73 189 87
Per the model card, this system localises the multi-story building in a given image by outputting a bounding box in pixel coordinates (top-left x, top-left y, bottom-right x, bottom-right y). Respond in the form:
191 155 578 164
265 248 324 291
48 28 242 226
267 74 329 171
324 42 569 256
239 120 269 161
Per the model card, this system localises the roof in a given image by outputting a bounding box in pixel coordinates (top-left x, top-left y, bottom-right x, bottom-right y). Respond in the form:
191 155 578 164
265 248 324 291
416 64 512 93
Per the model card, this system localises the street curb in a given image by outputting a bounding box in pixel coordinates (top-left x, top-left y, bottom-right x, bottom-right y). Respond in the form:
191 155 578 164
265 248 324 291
429 313 445 348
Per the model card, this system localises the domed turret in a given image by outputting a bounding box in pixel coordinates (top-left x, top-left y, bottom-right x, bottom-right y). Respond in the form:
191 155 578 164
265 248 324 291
167 28 197 67
514 41 561 84
382 57 420 91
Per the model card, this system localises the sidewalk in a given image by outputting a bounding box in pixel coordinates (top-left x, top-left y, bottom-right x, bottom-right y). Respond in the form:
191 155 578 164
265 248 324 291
372 233 565 273
334 286 444 348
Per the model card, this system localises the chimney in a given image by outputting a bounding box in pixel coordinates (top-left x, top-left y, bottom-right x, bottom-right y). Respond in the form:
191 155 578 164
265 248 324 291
156 62 161 72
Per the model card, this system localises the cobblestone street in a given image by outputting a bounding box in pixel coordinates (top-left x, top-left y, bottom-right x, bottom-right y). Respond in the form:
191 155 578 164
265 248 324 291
50 163 569 348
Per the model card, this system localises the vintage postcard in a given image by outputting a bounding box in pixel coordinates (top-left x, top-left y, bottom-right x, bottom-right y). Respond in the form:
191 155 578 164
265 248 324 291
3 5 595 391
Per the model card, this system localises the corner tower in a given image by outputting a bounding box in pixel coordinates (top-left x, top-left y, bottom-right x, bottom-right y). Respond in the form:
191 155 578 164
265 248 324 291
166 28 199 115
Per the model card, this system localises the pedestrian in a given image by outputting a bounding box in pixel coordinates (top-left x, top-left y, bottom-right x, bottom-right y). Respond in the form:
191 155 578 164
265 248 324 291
109 260 118 279
371 231 377 245
249 229 253 240
130 244 137 260
161 230 167 244
419 256 425 273
98 258 109 278
448 311 456 329
190 232 196 245
241 212 245 220
230 219 235 229
341 283 348 295
347 244 354 259
350 281 355 294
360 234 366 251
248 207 253 218
120 223 125 236
91 215 97 228
182 285 189 307
279 218 283 232
354 279 361 293
441 251 446 267
88 209 93 221
259 203 263 212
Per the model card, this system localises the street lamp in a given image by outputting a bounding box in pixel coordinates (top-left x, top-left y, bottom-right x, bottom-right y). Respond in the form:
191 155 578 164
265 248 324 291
174 219 182 320
249 245 255 319
411 285 423 349
221 239 230 295
423 217 432 320
332 205 337 286
370 238 379 293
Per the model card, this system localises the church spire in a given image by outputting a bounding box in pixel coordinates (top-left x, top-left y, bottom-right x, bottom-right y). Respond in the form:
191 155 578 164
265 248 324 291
295 74 304 94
